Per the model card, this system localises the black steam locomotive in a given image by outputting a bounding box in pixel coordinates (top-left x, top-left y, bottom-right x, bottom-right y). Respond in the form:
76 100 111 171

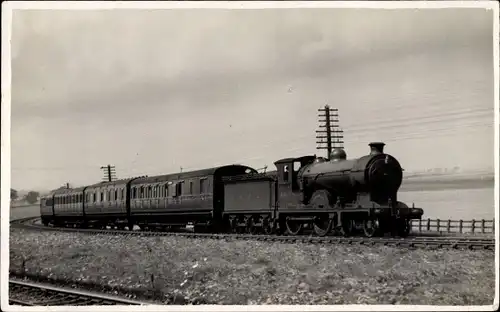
40 142 423 237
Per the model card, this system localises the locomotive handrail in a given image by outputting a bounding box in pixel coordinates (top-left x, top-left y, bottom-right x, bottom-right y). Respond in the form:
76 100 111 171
409 218 495 234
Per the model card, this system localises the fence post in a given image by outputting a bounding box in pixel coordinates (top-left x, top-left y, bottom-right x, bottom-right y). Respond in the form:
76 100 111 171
437 219 442 232
459 220 463 234
427 218 431 231
481 219 485 234
418 219 422 232
447 219 451 233
471 219 476 234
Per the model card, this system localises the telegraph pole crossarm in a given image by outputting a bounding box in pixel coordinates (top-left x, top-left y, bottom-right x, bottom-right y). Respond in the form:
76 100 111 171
316 105 344 158
100 165 117 182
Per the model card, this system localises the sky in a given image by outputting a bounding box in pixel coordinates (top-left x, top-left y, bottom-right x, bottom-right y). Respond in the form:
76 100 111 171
10 7 496 191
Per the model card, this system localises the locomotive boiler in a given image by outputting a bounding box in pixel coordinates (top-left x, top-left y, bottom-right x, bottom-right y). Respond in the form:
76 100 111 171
298 142 404 206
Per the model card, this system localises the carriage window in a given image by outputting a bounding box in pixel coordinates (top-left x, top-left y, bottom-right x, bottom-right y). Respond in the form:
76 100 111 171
199 178 207 194
283 165 289 182
121 188 125 200
165 184 169 197
140 186 144 198
189 181 193 194
100 192 103 202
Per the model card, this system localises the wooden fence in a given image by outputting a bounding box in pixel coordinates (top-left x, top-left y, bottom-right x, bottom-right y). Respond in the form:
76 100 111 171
409 218 495 234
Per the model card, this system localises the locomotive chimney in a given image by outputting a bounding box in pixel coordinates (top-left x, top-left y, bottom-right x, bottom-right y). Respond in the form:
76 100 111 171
369 142 385 155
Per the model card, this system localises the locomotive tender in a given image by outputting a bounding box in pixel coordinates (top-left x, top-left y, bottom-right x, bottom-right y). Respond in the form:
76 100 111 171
40 142 423 237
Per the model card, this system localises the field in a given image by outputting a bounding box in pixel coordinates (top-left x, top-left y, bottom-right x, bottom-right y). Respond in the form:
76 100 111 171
9 205 41 221
9 228 495 305
400 175 494 192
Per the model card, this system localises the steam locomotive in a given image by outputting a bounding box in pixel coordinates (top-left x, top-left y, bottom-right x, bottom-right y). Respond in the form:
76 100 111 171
40 142 424 237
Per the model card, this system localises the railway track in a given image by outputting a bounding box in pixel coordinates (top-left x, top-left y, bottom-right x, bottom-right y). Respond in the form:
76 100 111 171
11 217 495 251
9 279 152 306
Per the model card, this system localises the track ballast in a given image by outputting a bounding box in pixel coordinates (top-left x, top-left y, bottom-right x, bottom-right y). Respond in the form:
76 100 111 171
11 217 495 251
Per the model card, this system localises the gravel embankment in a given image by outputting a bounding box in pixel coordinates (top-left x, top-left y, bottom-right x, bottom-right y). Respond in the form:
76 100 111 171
9 228 495 305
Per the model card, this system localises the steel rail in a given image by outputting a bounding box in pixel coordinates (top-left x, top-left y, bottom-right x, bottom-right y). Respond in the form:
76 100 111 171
11 217 495 251
9 279 153 306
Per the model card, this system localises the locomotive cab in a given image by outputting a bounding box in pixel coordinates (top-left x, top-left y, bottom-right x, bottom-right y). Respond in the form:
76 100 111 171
275 156 316 190
273 156 316 208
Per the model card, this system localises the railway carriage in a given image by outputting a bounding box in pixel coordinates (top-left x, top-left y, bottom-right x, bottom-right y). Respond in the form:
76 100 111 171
84 179 133 229
52 187 85 226
128 165 257 231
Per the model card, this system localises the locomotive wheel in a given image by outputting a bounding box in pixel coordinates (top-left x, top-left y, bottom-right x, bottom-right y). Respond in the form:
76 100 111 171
262 217 274 235
246 217 258 235
286 219 303 235
363 219 379 238
313 217 333 237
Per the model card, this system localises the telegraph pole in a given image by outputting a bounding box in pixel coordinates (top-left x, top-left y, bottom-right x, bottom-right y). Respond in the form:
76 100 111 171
100 165 117 182
316 105 344 158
